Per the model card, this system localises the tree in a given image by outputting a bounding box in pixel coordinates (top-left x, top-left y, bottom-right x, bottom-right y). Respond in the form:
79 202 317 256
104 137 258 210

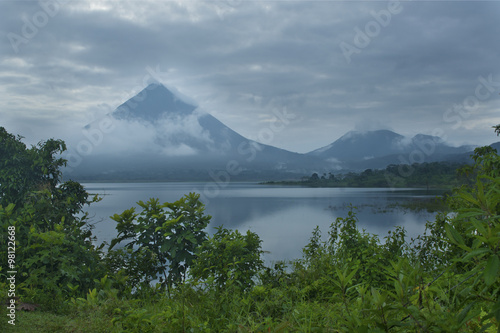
309 173 320 181
109 193 211 291
0 127 66 207
0 127 103 309
191 226 264 292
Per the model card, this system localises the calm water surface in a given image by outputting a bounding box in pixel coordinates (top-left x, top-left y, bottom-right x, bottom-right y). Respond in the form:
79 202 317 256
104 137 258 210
82 182 439 263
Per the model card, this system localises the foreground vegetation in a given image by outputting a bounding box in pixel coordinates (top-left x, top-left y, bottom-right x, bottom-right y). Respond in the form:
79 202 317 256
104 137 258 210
1 126 499 332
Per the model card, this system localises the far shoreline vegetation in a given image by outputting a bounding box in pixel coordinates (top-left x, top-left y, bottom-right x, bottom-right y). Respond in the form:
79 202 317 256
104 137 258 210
261 161 471 189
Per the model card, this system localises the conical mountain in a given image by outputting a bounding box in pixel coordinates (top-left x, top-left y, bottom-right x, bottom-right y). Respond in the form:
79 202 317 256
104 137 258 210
67 83 324 181
109 83 249 155
113 83 197 122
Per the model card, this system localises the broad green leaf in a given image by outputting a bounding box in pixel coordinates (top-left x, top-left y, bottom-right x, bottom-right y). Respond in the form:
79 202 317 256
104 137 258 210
444 224 466 248
483 255 500 286
6 203 15 214
471 219 489 237
457 210 485 220
463 248 491 262
346 267 359 284
458 191 480 206
457 301 478 326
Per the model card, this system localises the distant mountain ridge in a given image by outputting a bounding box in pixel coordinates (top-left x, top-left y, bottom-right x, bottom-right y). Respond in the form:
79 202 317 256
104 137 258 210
307 129 474 170
64 83 485 181
309 130 406 161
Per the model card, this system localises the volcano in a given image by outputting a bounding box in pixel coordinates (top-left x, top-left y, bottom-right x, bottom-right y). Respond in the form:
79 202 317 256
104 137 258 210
65 83 325 181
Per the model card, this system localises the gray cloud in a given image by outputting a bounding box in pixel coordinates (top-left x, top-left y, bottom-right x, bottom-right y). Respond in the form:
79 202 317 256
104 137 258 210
1 0 500 153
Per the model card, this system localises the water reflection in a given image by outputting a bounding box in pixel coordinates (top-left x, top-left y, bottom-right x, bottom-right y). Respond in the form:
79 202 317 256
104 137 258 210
83 182 438 263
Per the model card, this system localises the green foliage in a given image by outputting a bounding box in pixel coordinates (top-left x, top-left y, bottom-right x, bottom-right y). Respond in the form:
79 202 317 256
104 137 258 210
285 143 500 330
191 226 264 292
0 127 67 207
104 247 159 293
112 307 159 332
0 127 105 309
298 207 409 297
443 146 500 326
410 213 457 270
109 193 211 290
162 193 212 287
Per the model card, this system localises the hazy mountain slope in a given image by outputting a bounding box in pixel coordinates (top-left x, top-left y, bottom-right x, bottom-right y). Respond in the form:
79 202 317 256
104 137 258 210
309 130 406 161
308 130 474 170
112 83 197 122
66 83 325 181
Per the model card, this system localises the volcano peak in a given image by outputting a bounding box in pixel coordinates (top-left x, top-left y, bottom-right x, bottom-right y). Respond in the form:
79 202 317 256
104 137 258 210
112 83 197 122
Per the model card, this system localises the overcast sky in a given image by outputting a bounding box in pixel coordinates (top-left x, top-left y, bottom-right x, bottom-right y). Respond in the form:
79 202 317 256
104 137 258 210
1 0 500 153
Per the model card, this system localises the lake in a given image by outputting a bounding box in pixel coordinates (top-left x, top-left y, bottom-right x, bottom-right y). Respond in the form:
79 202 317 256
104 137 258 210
82 182 440 263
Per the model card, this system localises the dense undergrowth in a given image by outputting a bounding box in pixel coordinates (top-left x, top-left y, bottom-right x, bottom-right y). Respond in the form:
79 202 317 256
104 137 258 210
1 126 499 332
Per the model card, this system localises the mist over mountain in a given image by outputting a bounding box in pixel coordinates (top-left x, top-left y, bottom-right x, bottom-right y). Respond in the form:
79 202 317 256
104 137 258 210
66 83 325 181
63 83 483 181
309 130 406 161
308 130 475 170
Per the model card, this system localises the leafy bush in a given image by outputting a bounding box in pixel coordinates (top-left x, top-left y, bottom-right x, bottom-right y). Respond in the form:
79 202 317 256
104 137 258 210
109 193 211 291
191 226 264 292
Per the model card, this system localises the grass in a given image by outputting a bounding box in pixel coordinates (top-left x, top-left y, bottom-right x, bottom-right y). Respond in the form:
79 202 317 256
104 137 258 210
2 311 84 333
4 296 351 332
